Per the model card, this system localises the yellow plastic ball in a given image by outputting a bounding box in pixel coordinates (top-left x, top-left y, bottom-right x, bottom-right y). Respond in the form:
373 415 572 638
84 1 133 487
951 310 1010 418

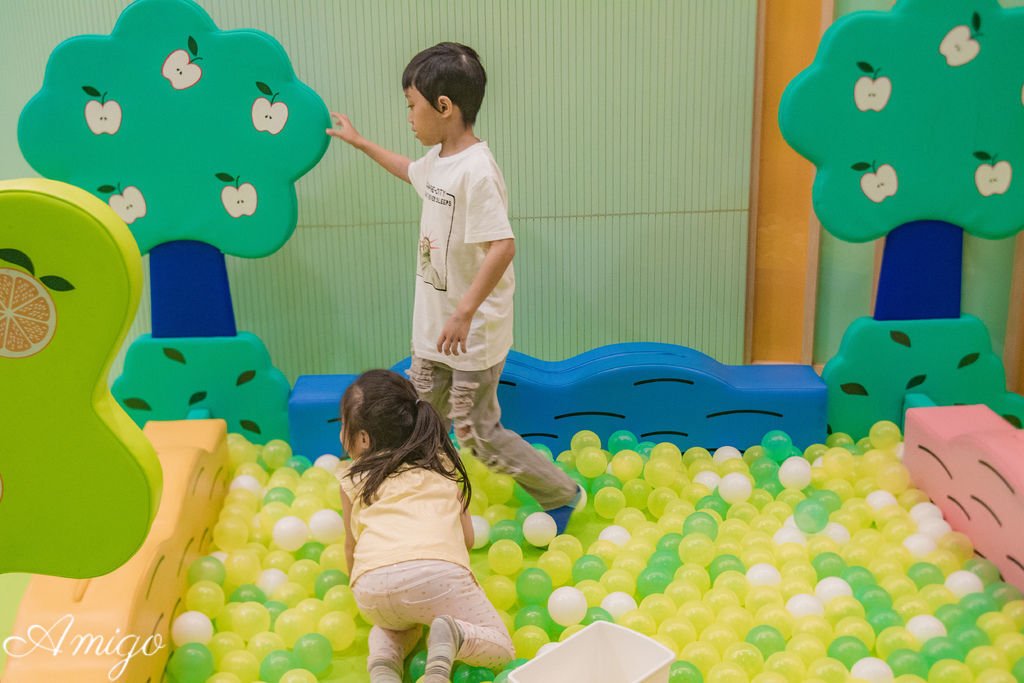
875 626 919 659
706 661 750 683
619 609 657 636
659 617 698 650
876 462 910 494
247 630 286 661
601 568 637 595
640 594 677 625
512 625 550 659
676 564 713 592
219 649 260 681
322 585 358 615
610 450 645 481
682 641 723 675
482 575 517 611
538 549 573 586
786 632 826 665
549 534 584 562
488 540 524 576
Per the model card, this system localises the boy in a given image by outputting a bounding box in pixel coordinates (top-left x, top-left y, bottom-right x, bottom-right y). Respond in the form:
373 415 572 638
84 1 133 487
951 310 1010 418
327 42 581 531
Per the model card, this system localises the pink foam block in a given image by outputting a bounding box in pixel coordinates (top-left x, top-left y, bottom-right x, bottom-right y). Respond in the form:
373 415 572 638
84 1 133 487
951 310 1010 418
904 404 1024 589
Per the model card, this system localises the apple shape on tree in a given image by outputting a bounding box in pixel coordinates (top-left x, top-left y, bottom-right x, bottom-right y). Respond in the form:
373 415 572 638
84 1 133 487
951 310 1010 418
940 13 982 67
974 151 1012 197
853 161 898 203
252 81 289 135
100 185 147 225
853 62 891 112
162 36 203 90
82 86 122 135
217 173 258 218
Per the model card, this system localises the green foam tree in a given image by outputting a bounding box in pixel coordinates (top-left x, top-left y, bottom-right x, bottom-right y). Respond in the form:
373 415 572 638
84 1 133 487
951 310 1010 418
823 315 1024 438
112 333 289 442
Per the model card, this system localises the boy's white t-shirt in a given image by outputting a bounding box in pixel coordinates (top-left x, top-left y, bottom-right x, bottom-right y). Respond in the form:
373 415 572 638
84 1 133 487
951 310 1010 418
407 141 515 371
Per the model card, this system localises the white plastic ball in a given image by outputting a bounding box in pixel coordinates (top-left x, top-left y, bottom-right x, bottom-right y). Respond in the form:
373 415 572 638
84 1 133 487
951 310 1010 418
812 458 824 468
523 512 558 547
785 593 824 617
548 586 588 626
746 563 782 587
601 592 638 619
693 471 721 491
909 502 943 523
865 490 899 510
945 570 984 598
314 454 341 472
171 611 214 646
471 516 490 550
850 657 894 682
309 509 345 544
230 474 263 495
211 551 228 563
783 515 797 528
713 446 742 463
599 525 631 546
906 614 946 642
719 473 753 504
778 457 812 490
773 527 807 546
272 516 311 552
823 522 852 545
895 443 904 460
256 568 289 596
815 577 853 602
902 533 937 558
917 518 952 540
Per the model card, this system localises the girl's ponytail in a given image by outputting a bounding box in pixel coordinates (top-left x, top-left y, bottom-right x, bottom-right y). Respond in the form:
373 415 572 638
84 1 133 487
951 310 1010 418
342 370 471 509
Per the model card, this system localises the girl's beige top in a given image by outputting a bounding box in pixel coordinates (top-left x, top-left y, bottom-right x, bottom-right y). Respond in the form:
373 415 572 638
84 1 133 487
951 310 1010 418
338 463 470 586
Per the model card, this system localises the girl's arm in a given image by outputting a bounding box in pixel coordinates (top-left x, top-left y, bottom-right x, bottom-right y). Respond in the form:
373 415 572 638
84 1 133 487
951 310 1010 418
460 509 475 550
340 486 356 574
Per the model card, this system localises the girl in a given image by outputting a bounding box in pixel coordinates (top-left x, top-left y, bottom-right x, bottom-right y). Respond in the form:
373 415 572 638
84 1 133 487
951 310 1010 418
337 369 514 683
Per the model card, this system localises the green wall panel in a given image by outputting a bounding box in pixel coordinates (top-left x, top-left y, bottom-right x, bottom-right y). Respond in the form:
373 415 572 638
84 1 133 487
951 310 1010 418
1 1 758 381
813 0 1022 365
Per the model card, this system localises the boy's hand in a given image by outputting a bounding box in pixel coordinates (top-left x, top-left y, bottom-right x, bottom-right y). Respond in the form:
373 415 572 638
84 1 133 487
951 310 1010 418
437 311 471 356
326 112 364 147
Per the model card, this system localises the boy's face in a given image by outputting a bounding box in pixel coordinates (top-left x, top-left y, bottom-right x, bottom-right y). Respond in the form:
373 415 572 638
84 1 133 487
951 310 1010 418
405 86 448 145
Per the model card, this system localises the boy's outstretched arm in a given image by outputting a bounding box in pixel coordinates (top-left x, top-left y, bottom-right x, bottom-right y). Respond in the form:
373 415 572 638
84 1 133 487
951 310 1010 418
327 112 411 183
437 238 515 356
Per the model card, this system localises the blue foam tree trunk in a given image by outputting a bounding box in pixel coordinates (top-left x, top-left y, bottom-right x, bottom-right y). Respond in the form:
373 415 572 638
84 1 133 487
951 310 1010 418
874 220 963 321
150 240 236 338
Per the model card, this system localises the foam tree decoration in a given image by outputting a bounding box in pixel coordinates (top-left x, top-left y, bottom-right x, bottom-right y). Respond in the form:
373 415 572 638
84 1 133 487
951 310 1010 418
780 0 1024 319
112 333 289 441
18 0 329 337
823 315 1024 438
0 178 161 577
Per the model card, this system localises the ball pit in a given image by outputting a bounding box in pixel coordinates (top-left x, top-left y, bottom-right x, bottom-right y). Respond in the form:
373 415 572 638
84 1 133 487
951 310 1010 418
166 423 1024 682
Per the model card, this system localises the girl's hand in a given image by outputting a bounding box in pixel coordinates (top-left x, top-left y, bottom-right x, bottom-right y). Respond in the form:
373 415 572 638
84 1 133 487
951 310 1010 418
437 311 471 356
326 112 363 147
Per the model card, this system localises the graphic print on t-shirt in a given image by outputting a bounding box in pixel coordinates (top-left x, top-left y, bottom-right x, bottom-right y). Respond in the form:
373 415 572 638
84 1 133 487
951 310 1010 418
418 182 455 291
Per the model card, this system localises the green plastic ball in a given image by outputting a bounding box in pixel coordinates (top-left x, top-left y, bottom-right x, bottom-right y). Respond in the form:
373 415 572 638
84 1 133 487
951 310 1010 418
827 635 870 669
230 584 267 603
260 650 300 683
669 660 704 682
794 499 829 534
166 643 215 683
516 568 554 606
188 556 226 586
746 625 787 659
572 555 608 583
314 570 349 599
683 512 719 540
295 542 326 562
292 633 333 676
887 648 929 677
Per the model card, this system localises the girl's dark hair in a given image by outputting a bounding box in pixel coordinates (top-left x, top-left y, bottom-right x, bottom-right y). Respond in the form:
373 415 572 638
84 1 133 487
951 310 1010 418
340 369 471 510
402 42 486 125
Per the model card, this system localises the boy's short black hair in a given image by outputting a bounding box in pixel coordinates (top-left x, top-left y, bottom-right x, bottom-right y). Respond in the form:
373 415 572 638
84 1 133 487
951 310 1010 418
402 42 487 126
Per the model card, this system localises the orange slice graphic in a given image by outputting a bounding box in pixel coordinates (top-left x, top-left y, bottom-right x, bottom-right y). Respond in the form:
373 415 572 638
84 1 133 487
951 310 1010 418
0 268 56 358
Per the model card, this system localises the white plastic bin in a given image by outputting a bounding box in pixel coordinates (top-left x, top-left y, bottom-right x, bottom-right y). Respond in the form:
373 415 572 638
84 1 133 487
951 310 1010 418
508 621 675 683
